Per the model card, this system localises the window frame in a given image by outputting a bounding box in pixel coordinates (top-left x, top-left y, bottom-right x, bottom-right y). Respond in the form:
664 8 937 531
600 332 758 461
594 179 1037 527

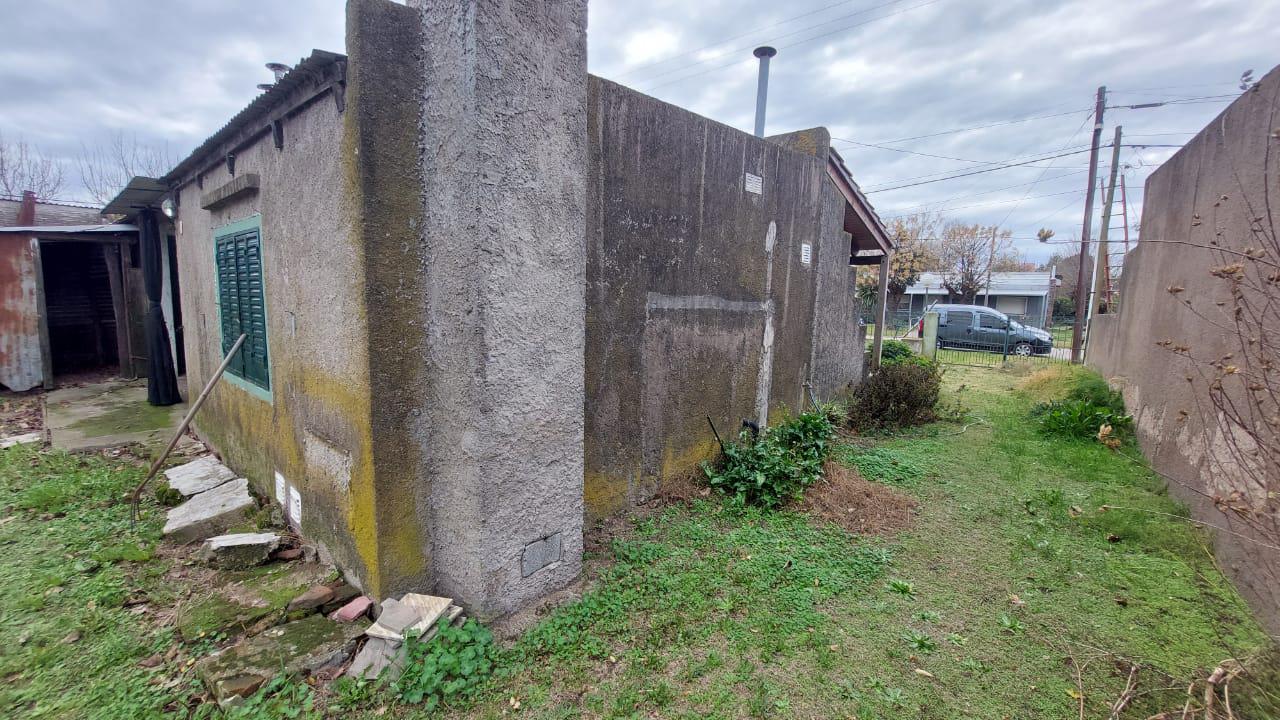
212 214 272 402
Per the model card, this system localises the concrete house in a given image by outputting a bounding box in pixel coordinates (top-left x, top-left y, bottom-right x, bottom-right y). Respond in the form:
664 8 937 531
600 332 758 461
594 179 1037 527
902 271 1055 326
146 0 891 618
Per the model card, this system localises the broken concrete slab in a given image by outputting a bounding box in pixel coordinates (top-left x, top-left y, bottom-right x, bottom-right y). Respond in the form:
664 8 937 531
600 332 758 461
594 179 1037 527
199 532 280 570
163 478 255 543
399 593 453 636
320 583 361 614
346 636 406 682
164 456 236 497
195 613 366 704
287 585 335 613
365 598 420 641
175 561 331 641
0 431 42 449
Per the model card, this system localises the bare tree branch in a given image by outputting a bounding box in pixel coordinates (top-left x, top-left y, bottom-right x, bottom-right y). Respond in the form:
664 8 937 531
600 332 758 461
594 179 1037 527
76 131 178 206
0 132 65 200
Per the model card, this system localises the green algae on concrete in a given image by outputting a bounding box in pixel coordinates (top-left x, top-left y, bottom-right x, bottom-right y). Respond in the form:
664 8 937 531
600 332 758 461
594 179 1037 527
176 562 330 641
195 613 367 703
44 379 186 452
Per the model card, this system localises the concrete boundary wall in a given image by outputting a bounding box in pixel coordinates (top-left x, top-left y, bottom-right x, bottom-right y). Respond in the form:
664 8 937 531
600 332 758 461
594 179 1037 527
1087 67 1280 633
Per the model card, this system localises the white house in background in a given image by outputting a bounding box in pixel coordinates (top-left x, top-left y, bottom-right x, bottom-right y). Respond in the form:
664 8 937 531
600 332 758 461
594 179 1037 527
901 271 1057 327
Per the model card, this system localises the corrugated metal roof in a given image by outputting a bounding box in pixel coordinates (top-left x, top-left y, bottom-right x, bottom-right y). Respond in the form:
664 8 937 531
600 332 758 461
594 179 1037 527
826 148 892 256
102 176 168 217
0 223 137 234
161 49 346 187
0 197 105 228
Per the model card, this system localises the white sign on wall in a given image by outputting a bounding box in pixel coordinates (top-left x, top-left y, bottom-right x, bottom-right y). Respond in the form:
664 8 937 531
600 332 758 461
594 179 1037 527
744 172 763 195
801 243 812 265
288 485 302 528
274 471 286 505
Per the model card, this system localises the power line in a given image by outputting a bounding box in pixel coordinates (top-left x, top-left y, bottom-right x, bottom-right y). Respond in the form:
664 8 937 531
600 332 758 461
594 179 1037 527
644 0 942 92
996 110 1095 228
864 147 1101 193
881 188 1086 218
832 136 1093 165
614 0 905 80
850 107 1091 146
875 168 1089 214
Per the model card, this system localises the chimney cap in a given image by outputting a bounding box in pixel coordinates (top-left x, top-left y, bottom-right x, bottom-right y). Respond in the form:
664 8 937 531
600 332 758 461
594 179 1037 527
753 46 777 59
265 62 292 73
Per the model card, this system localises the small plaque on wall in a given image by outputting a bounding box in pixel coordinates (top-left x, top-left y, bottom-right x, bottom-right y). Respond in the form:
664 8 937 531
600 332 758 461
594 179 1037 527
744 172 763 195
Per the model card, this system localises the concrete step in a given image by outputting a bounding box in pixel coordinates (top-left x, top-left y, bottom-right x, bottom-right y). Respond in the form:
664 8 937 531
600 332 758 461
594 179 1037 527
163 478 255 543
164 456 236 496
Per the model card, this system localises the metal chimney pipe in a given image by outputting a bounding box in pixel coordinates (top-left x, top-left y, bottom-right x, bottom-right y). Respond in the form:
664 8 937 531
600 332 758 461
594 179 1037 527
752 46 777 138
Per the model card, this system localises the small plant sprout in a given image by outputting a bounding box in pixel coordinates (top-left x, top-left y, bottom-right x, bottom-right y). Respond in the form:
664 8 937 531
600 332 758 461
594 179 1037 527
886 579 917 598
998 613 1025 635
914 610 940 623
901 629 938 653
947 632 967 647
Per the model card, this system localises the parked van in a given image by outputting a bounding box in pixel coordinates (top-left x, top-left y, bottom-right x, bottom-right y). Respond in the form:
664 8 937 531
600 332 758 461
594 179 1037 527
918 304 1053 356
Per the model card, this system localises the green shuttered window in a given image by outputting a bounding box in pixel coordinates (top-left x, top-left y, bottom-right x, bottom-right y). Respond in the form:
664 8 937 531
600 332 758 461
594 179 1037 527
214 220 270 391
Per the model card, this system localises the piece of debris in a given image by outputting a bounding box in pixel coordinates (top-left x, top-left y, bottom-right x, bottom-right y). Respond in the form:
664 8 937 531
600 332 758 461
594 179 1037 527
287 585 335 613
366 593 452 642
138 653 164 669
194 614 366 705
162 456 236 497
162 478 255 543
332 596 374 623
346 601 464 681
61 629 81 644
0 431 43 449
273 547 304 562
320 583 361 615
198 532 281 570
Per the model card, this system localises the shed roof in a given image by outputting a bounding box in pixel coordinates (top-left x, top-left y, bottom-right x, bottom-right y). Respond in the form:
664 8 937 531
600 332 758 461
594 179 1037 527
826 149 892 263
0 196 105 227
162 49 347 189
102 176 168 218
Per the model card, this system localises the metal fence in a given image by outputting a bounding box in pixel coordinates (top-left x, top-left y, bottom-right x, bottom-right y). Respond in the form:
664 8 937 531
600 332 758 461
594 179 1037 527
861 300 1073 368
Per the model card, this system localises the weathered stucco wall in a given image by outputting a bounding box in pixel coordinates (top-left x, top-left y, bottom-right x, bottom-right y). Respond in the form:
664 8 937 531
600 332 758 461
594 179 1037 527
1087 68 1280 632
174 65 377 593
414 0 588 618
585 78 856 517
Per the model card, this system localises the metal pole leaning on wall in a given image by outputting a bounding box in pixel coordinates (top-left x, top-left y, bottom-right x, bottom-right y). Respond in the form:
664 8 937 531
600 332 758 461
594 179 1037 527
870 251 891 370
129 333 247 523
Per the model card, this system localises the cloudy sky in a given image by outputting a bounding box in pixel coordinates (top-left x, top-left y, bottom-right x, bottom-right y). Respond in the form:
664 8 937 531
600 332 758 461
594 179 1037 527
3 0 1278 262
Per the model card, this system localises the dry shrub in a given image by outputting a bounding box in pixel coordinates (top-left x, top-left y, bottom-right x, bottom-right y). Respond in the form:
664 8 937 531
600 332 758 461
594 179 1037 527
797 459 917 536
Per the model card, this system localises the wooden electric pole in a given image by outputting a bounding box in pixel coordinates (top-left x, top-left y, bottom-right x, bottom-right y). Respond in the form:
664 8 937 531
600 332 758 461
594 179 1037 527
1071 86 1106 364
1088 125 1123 327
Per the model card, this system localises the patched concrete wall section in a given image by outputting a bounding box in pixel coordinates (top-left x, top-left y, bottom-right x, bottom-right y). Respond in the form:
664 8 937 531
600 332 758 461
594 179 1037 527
585 78 837 519
416 0 587 618
1087 68 1280 633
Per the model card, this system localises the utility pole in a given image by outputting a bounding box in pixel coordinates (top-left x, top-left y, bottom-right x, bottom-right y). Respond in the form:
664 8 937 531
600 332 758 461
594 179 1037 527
982 226 997 308
1071 86 1106 364
1089 125 1123 324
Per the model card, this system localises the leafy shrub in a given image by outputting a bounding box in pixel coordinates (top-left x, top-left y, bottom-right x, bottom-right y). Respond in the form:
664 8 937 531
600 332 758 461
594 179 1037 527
702 410 834 508
847 361 942 429
395 618 496 710
1066 373 1125 415
880 340 916 366
1032 398 1132 442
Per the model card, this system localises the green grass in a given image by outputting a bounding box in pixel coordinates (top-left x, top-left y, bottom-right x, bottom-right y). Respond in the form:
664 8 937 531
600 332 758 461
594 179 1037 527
0 367 1273 719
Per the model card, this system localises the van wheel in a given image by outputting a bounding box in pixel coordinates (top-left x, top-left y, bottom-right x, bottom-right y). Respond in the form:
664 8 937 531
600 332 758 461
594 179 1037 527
1013 342 1033 357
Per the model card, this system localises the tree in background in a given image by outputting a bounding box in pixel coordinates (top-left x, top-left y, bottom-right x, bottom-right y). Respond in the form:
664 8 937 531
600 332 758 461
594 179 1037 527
0 132 64 200
857 212 939 310
78 131 177 206
1038 249 1093 316
933 222 1016 303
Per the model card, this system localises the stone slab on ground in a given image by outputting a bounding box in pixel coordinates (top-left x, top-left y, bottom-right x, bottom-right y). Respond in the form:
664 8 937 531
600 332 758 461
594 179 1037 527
164 456 236 496
346 636 406 681
0 431 42 449
287 585 335 612
195 613 366 704
199 532 280 570
163 478 255 543
44 378 186 452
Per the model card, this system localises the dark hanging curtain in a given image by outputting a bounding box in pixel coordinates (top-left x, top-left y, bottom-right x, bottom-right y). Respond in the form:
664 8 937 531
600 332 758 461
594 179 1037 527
139 208 181 406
